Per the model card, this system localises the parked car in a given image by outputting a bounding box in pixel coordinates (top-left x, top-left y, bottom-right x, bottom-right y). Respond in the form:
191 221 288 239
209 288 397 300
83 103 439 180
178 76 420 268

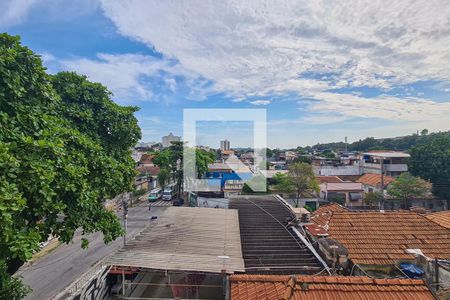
172 198 185 206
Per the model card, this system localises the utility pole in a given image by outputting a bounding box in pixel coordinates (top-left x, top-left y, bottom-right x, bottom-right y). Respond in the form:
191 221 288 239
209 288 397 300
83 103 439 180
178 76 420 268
380 158 384 211
122 193 129 246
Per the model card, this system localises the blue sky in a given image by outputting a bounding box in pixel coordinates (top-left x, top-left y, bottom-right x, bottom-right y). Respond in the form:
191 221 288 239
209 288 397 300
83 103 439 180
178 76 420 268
1 0 449 148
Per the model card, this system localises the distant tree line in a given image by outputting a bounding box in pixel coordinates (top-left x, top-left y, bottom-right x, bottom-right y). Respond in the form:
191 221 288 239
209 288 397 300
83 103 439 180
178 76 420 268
308 131 450 152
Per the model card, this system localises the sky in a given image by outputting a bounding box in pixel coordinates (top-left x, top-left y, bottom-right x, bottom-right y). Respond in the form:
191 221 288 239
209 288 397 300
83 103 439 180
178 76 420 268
1 0 450 148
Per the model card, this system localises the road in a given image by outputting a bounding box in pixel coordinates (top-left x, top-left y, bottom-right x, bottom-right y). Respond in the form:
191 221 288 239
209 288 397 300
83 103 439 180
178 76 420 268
16 201 167 300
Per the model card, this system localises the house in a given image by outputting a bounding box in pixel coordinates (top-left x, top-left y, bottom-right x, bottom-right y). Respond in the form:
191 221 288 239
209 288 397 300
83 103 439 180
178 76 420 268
312 155 361 176
230 274 435 300
307 208 450 275
221 149 235 160
357 173 395 193
360 151 410 177
425 210 450 229
135 165 160 190
223 180 244 198
319 182 364 206
137 153 154 166
316 175 344 184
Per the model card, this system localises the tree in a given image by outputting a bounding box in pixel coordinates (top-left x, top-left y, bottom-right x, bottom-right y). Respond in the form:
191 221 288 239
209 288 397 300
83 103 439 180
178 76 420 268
363 191 382 206
154 144 215 196
287 163 319 207
0 34 140 294
388 173 432 207
0 261 30 300
421 129 429 136
272 172 294 194
409 136 450 201
157 169 170 190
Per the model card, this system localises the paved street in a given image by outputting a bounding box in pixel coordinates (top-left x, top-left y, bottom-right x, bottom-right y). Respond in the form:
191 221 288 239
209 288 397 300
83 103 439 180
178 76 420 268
16 201 167 300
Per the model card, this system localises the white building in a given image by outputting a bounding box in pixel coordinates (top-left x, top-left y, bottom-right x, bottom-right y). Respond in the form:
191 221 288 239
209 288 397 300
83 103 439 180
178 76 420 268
162 132 181 147
220 139 230 151
360 151 410 177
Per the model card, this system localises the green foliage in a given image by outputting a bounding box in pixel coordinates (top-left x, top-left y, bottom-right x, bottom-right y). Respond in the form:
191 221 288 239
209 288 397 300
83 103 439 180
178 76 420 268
321 150 336 159
363 191 382 206
0 261 30 300
0 33 141 294
195 149 215 178
287 163 319 207
293 155 312 164
272 172 294 194
388 173 431 201
328 193 346 205
311 131 450 152
132 189 147 197
303 204 314 212
409 136 450 200
157 169 170 190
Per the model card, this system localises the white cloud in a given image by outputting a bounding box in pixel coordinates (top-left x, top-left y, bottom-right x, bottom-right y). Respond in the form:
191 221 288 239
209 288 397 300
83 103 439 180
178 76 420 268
0 0 38 28
308 92 450 122
100 0 450 95
98 0 450 133
250 100 270 106
60 53 210 103
0 0 100 29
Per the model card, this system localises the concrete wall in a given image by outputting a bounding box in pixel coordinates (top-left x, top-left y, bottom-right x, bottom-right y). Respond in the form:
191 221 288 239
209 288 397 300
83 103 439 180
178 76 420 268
313 166 361 176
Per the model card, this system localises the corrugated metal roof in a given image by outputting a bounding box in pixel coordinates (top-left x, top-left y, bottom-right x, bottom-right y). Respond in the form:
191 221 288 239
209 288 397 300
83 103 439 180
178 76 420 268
230 274 434 300
107 207 245 274
426 210 450 229
229 196 324 274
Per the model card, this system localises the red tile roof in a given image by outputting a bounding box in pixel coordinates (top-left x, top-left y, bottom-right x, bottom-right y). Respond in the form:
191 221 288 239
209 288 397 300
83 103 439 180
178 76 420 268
139 153 154 165
310 203 347 228
426 210 450 229
136 165 160 176
316 176 344 184
326 211 450 265
230 274 434 300
357 173 395 188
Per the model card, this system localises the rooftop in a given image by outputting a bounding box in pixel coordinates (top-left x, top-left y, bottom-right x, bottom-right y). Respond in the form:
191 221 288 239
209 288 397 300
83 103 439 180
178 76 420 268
316 176 344 184
229 195 324 274
363 151 411 158
426 210 450 229
230 274 434 300
357 173 395 187
309 203 347 228
322 182 363 192
312 210 450 265
107 207 245 274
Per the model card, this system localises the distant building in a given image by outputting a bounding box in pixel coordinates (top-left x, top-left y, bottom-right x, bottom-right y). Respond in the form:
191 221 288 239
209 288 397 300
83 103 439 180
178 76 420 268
220 139 230 151
135 141 156 150
319 182 364 207
356 173 395 193
312 154 361 176
360 151 410 177
161 132 181 147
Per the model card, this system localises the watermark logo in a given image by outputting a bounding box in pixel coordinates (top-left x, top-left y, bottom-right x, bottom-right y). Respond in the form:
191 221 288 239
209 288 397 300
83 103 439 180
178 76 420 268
183 109 267 192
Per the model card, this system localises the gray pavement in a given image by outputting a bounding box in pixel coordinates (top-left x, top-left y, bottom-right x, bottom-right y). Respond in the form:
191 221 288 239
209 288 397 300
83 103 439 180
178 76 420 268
16 201 167 300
